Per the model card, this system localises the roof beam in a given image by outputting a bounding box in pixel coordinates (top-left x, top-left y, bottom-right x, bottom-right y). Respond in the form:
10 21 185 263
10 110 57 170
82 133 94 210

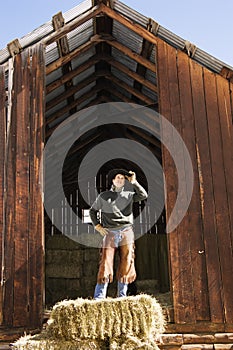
46 74 99 111
93 1 113 102
46 84 102 126
126 124 161 150
105 75 155 105
101 3 158 45
46 55 99 94
43 4 105 46
133 19 155 102
52 12 76 115
125 129 161 160
46 49 157 96
46 34 102 75
105 56 157 92
105 36 156 72
46 34 156 76
106 86 133 103
84 94 112 109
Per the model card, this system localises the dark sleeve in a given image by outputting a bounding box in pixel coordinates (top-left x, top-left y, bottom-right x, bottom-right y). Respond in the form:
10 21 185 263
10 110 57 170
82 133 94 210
132 181 148 202
89 195 102 226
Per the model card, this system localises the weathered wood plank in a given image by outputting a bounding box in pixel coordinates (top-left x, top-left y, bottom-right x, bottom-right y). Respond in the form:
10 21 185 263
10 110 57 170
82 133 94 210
106 38 156 73
167 46 196 323
101 4 158 45
177 51 209 321
28 44 45 328
3 64 17 327
190 61 222 322
204 68 232 323
43 4 103 46
216 75 233 247
0 66 6 325
190 60 224 323
13 51 30 327
46 35 100 75
213 76 233 323
157 40 181 321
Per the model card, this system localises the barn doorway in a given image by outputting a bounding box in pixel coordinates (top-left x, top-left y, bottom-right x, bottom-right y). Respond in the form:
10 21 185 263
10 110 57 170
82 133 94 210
44 120 170 310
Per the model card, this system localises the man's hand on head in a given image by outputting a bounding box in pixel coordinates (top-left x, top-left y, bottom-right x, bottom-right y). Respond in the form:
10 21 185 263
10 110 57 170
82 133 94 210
125 171 136 184
95 224 108 237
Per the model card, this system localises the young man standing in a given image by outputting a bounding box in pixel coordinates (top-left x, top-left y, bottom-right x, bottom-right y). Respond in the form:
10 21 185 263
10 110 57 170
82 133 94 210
89 169 148 299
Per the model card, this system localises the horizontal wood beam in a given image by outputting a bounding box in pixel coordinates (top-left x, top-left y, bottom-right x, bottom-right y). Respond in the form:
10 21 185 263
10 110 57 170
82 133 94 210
46 34 102 75
126 124 161 149
101 4 158 45
105 74 155 105
43 4 104 46
84 94 112 109
46 85 101 127
125 129 162 160
63 130 103 161
46 52 157 96
105 37 156 72
105 56 157 92
46 55 99 94
46 74 98 111
106 85 134 103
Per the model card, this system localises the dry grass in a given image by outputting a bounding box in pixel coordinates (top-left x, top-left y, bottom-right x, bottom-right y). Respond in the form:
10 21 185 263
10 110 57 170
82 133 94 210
13 294 165 349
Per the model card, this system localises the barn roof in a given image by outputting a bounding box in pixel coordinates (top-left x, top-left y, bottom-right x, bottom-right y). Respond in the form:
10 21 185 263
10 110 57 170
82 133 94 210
1 0 232 72
1 1 232 128
0 0 232 185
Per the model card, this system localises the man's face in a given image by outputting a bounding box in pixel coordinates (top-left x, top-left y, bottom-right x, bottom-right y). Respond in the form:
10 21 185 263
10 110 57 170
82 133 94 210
112 174 125 188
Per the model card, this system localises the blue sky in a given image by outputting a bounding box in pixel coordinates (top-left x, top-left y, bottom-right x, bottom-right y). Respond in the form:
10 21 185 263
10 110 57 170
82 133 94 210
0 0 232 67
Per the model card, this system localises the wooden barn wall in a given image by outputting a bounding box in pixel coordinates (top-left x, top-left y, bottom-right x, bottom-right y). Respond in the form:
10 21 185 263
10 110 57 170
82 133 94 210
0 65 6 325
157 40 233 326
0 44 45 329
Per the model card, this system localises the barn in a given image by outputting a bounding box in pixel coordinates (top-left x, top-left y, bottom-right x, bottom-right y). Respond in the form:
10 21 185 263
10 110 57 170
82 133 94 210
0 0 233 348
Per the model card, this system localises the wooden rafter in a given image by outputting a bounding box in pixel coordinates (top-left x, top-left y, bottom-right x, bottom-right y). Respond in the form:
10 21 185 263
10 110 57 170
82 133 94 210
105 56 157 92
125 129 162 160
46 34 155 75
106 85 135 103
46 74 99 111
46 55 99 94
52 12 76 115
105 36 156 72
100 3 157 45
84 94 113 109
93 0 113 103
46 84 102 127
46 34 102 75
133 19 155 102
105 75 155 105
43 4 104 46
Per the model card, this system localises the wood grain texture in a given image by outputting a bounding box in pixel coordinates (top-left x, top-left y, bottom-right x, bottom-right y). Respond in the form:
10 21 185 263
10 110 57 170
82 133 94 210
157 40 181 322
157 39 233 325
0 66 6 325
189 59 223 323
2 44 45 328
177 51 209 321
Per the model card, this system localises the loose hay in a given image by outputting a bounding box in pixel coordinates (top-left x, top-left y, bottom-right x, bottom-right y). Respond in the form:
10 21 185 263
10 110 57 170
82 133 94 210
13 334 106 350
13 294 165 350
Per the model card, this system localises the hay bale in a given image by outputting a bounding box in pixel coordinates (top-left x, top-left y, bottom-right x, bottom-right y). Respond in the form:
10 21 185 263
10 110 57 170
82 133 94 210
12 334 106 350
47 294 165 341
13 294 165 350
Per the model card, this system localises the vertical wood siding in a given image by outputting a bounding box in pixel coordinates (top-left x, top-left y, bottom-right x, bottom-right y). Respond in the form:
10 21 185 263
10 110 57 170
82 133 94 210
0 66 6 324
157 40 233 325
0 44 45 328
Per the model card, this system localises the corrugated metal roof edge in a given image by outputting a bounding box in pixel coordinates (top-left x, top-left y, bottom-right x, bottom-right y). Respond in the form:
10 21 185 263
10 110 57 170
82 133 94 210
0 0 232 74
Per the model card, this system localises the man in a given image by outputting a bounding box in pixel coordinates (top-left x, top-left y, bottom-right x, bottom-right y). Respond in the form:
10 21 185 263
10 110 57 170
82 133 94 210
89 168 148 299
